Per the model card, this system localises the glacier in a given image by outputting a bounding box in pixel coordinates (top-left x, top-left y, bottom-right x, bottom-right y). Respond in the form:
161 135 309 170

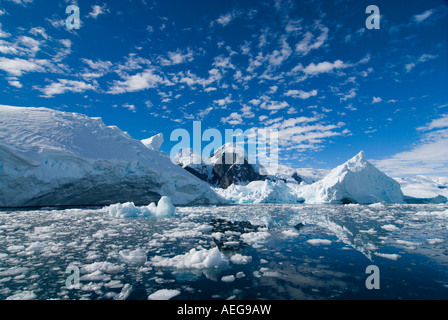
0 106 222 207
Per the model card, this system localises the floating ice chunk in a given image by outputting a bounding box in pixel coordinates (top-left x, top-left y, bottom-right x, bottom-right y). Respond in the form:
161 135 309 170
25 242 47 253
80 270 111 282
374 252 401 260
240 230 270 246
381 224 399 231
230 254 252 265
108 196 175 218
119 249 147 265
151 247 228 269
221 275 235 283
155 196 175 217
359 228 377 235
82 262 125 274
108 202 141 218
148 289 180 300
115 284 133 300
7 245 25 253
6 291 36 300
306 239 332 246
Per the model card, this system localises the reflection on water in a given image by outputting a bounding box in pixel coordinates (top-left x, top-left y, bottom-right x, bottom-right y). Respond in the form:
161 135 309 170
0 203 447 300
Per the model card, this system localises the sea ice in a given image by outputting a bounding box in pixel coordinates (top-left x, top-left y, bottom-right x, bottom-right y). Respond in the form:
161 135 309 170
148 289 180 300
108 196 175 218
151 247 228 269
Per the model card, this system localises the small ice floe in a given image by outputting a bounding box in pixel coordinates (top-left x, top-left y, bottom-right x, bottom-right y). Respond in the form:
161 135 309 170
151 247 228 269
359 228 377 235
306 239 332 246
6 291 36 300
381 224 399 232
221 275 235 283
119 249 147 265
108 196 175 218
230 254 252 265
148 289 181 300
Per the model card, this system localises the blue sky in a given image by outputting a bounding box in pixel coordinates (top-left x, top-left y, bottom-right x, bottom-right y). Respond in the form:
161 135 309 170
0 0 447 176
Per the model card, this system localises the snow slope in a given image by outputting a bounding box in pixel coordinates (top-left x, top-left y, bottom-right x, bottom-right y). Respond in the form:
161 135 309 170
298 151 405 204
395 175 448 199
0 106 222 207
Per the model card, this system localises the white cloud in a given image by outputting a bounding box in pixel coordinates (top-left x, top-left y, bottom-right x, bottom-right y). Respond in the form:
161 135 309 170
6 0 33 6
257 116 346 153
221 112 243 125
35 79 97 98
0 23 11 38
0 57 44 76
197 106 214 119
413 9 434 23
284 89 318 100
295 24 329 56
29 27 48 40
260 100 289 111
213 95 234 108
122 103 136 113
292 60 349 76
214 9 243 27
417 114 448 131
108 69 172 94
372 97 382 104
6 76 22 88
374 115 448 176
159 50 194 66
88 4 109 19
267 36 292 67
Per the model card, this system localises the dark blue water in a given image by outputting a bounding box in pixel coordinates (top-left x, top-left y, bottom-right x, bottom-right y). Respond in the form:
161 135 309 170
0 203 447 300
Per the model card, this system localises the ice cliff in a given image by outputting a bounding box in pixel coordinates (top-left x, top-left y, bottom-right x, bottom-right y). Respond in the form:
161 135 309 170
0 106 222 207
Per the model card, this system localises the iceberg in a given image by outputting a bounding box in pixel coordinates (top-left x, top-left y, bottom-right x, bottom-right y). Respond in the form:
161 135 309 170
0 106 223 207
141 133 164 151
214 179 304 204
108 196 176 218
216 151 406 205
151 247 228 269
299 151 405 204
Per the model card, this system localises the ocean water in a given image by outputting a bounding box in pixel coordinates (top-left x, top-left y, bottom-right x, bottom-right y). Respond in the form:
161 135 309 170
0 203 447 300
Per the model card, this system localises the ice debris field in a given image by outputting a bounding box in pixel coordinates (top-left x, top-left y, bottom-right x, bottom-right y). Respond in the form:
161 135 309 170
1 202 448 300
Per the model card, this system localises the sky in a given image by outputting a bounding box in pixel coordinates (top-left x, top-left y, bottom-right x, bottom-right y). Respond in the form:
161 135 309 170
0 0 447 176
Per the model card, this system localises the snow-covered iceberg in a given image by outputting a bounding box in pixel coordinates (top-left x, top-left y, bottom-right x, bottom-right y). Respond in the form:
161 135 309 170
141 133 164 151
395 175 448 203
214 180 304 204
108 196 176 218
0 106 223 207
216 151 406 205
299 151 405 204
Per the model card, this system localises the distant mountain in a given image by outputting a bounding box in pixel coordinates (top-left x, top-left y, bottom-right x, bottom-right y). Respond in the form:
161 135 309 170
0 106 223 207
217 151 408 205
175 143 267 189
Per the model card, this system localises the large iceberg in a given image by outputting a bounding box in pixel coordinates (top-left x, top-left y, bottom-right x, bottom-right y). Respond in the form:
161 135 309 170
298 151 405 204
0 106 223 207
216 151 406 205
